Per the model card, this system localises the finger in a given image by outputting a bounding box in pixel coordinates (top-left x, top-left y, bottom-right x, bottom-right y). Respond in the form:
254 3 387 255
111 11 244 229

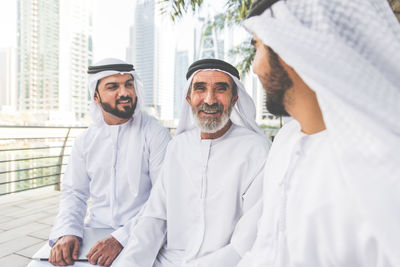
86 244 97 259
104 256 112 267
97 255 107 266
88 250 100 265
57 249 68 266
62 245 73 265
104 255 114 267
72 238 80 260
49 247 56 265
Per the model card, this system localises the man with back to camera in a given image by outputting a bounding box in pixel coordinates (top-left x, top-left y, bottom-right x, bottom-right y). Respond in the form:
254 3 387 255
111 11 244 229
113 59 271 267
28 58 171 267
238 0 400 266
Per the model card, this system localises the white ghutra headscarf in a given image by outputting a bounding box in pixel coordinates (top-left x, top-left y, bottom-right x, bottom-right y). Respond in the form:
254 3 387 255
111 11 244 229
244 0 400 263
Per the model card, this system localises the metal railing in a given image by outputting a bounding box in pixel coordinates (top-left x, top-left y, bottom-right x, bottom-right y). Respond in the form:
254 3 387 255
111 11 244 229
0 125 87 196
0 124 278 196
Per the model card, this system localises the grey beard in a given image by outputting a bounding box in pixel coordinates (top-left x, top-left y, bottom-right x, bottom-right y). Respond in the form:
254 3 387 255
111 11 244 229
193 105 232 133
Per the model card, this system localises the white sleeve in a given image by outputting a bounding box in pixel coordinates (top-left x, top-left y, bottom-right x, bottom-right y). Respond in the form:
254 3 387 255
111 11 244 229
111 123 170 248
114 163 169 267
111 217 138 247
183 160 265 267
49 135 90 245
147 121 171 185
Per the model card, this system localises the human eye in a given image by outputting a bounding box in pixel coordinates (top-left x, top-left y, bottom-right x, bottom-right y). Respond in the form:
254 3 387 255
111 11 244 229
106 84 118 90
194 86 205 91
126 82 134 88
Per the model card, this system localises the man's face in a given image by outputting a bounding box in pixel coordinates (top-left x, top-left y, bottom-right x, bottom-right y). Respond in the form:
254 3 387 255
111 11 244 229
186 70 238 133
94 73 137 119
252 36 293 116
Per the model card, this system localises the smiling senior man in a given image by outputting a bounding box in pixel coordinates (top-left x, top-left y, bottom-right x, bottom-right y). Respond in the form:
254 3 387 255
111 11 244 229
113 58 271 267
28 58 171 267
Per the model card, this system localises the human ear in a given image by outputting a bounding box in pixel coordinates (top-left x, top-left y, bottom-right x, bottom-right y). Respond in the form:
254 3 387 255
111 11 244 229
94 91 100 104
231 94 238 106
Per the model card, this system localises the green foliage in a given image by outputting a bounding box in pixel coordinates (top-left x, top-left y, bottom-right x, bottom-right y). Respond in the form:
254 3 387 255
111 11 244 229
205 0 253 31
159 0 256 74
228 39 255 76
258 124 280 129
158 0 205 22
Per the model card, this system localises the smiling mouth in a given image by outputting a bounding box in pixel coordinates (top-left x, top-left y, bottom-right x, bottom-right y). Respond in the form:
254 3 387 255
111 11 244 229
117 99 131 105
200 110 220 115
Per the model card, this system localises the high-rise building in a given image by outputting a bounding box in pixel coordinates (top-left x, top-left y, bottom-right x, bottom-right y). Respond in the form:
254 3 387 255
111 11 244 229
0 48 17 111
17 0 60 112
173 50 189 119
16 0 92 122
197 18 225 60
59 0 92 121
127 0 175 120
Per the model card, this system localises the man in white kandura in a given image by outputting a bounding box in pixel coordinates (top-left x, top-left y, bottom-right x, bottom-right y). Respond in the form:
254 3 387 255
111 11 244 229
28 58 171 267
114 59 271 267
238 0 400 266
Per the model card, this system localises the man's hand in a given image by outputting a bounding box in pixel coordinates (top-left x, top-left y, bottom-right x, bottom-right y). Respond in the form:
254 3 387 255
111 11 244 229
49 235 80 266
86 236 123 266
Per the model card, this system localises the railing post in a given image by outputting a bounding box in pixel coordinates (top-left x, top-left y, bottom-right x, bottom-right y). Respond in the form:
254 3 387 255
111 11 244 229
55 128 71 191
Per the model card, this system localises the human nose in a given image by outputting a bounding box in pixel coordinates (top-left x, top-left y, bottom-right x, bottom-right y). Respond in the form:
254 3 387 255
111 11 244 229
204 89 217 105
118 85 129 97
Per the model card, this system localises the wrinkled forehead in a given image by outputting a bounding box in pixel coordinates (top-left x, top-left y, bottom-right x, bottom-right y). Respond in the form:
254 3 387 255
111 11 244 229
192 70 233 85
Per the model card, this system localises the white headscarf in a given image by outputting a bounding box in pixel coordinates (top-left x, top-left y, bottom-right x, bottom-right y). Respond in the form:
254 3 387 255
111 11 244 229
87 58 145 125
244 0 400 262
176 69 265 137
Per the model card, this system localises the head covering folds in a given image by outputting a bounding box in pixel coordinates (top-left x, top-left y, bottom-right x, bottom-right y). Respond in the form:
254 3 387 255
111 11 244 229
243 0 400 263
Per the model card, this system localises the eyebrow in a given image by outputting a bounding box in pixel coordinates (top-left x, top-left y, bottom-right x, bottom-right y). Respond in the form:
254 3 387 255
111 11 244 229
104 78 134 86
215 82 230 88
193 82 207 88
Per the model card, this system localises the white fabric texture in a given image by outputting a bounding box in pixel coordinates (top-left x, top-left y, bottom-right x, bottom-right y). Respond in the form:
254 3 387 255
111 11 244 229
176 69 265 136
49 58 171 248
114 125 270 267
241 0 400 266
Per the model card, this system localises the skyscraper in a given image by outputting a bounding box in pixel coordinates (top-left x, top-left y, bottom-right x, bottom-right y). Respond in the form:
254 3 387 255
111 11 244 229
197 17 225 60
0 48 16 111
127 0 175 120
16 0 92 122
59 0 92 120
17 0 60 112
173 50 189 119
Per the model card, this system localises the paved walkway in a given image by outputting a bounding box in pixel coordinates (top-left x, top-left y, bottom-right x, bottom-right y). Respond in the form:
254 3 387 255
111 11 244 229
0 188 60 267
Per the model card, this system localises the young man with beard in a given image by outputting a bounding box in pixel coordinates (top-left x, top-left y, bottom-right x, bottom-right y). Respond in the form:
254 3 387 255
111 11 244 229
28 58 171 267
238 0 400 266
114 59 271 267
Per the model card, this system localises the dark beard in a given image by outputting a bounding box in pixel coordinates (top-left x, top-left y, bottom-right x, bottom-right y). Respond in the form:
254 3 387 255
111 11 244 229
260 47 293 116
100 96 137 119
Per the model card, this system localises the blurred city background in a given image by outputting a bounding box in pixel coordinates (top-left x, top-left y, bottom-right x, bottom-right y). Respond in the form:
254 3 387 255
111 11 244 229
0 0 284 196
0 1 398 266
0 0 399 196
